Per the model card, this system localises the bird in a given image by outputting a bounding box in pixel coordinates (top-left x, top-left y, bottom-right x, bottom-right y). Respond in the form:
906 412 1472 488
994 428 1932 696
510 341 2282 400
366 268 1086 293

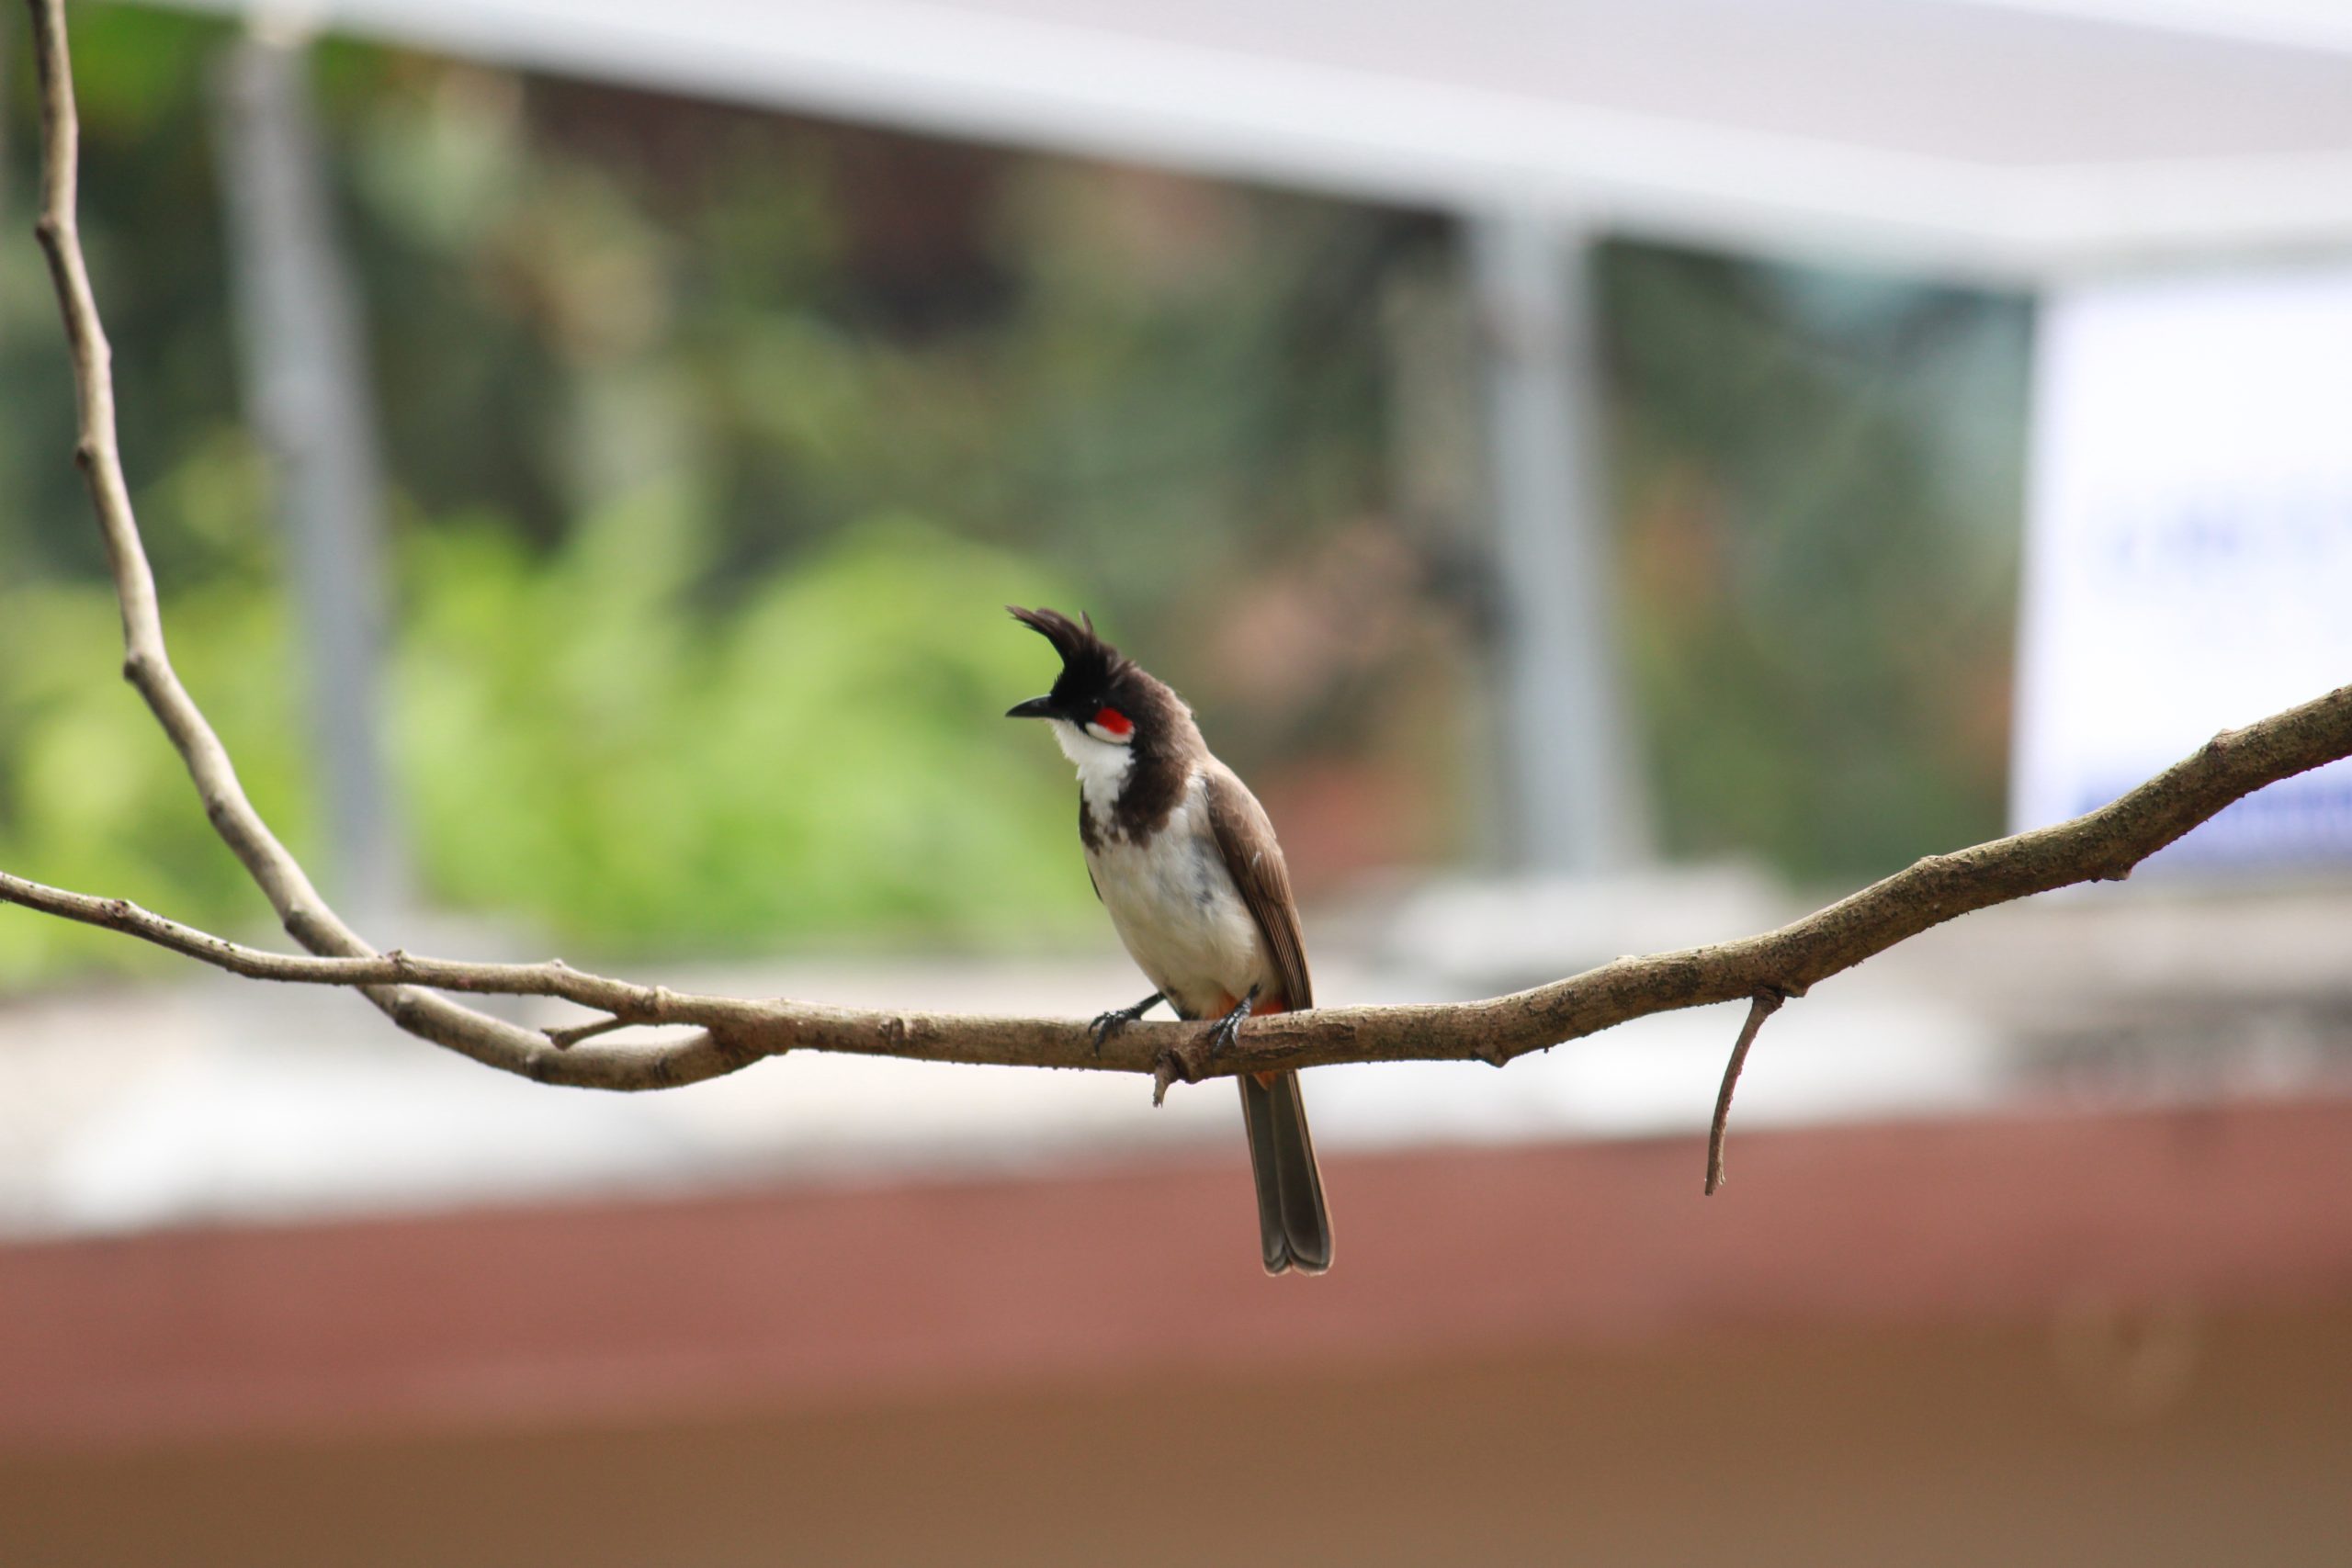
1005 605 1331 1275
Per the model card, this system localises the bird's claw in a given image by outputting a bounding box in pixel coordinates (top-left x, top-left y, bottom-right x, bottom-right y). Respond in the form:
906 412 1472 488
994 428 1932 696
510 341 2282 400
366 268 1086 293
1088 991 1164 1057
1204 985 1261 1062
1206 1014 1244 1059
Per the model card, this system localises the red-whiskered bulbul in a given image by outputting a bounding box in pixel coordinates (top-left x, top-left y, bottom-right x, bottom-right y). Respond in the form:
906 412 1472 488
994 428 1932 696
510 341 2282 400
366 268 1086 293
1006 605 1332 1275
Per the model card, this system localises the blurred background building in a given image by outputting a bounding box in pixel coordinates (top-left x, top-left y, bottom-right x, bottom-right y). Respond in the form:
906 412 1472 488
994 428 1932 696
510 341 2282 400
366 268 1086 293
2 1 2349 1562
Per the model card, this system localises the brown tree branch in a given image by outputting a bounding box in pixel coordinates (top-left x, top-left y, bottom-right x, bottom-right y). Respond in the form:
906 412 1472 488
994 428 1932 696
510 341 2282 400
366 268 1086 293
1704 986 1795 1196
10 0 2352 1104
18 0 719 1089
6 674 2352 1092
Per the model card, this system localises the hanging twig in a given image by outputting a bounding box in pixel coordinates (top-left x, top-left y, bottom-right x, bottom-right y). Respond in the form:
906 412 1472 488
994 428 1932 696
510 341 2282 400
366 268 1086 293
1705 986 1798 1195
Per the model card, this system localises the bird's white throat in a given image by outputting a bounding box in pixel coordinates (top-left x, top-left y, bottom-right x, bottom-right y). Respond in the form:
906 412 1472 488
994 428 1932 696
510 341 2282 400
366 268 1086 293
1048 717 1134 817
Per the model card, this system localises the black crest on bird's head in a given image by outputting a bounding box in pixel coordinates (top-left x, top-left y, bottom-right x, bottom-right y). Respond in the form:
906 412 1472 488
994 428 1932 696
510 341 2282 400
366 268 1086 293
1008 605 1133 697
1006 603 1202 816
1005 604 1195 760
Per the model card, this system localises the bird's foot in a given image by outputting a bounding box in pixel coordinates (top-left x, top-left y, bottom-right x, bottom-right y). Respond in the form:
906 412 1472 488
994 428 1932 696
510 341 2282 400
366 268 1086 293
1089 991 1164 1056
1204 985 1261 1062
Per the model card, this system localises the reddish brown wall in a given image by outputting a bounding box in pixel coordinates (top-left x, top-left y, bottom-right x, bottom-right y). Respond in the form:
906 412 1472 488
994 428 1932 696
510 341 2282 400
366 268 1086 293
4 1309 2348 1567
7 1100 2352 1451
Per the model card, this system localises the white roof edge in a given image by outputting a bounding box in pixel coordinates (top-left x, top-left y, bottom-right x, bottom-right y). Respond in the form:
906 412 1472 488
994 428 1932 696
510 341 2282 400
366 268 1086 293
162 0 2352 280
1942 0 2352 57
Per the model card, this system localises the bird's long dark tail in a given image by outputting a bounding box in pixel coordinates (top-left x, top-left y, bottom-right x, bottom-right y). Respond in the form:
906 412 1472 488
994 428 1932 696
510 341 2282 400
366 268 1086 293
1238 1069 1331 1275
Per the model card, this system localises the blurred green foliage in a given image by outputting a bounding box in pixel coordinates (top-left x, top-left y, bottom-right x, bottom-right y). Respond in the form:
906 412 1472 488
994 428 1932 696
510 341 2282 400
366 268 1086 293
0 571 315 986
396 506 1088 948
0 6 2030 991
0 7 1411 984
1602 251 2029 880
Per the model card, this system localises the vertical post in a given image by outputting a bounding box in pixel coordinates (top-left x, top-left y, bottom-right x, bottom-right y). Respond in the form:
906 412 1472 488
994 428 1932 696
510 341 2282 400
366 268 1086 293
214 25 407 924
1467 208 1648 874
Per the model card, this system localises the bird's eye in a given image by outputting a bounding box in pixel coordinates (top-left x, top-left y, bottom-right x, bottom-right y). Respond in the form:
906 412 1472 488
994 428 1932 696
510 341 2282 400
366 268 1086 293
1088 705 1134 742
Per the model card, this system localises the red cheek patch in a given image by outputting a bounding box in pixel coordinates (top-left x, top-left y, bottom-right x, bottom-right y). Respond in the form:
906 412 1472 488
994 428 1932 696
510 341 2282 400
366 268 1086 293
1092 706 1133 737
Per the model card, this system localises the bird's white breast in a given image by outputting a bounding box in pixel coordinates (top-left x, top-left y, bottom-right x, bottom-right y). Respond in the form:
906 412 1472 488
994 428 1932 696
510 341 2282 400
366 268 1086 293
1081 769 1270 1021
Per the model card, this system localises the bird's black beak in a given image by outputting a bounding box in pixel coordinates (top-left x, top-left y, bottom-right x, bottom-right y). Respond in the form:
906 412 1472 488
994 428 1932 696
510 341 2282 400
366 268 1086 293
1005 695 1057 720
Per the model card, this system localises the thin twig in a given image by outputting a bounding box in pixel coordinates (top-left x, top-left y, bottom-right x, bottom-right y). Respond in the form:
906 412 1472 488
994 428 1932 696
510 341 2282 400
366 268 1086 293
1705 987 1792 1196
10 0 2352 1102
20 0 680 1087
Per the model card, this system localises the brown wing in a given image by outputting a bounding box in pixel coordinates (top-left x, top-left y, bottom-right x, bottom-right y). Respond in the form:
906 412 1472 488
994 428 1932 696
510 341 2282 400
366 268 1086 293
1204 762 1312 1011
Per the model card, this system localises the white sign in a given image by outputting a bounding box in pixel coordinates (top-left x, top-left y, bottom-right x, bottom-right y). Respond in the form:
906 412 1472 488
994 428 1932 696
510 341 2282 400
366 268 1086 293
2014 268 2352 869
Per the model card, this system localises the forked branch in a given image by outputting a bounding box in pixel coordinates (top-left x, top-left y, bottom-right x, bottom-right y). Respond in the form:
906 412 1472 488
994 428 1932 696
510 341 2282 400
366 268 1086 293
8 0 2352 1120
